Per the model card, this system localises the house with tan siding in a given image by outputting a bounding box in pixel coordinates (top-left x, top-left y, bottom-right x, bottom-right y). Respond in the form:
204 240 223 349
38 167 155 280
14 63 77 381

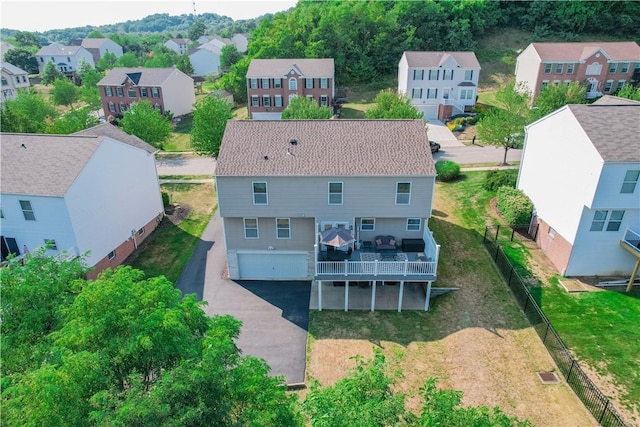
246 58 335 120
215 119 441 310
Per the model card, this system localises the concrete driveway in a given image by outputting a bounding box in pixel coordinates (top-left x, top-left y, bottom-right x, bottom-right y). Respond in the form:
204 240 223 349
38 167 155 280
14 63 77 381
175 211 310 386
426 119 463 147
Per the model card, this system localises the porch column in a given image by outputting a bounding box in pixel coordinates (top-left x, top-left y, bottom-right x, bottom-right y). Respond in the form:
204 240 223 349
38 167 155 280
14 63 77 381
628 259 640 292
318 280 323 311
344 280 349 312
424 281 433 311
371 281 377 311
397 281 404 312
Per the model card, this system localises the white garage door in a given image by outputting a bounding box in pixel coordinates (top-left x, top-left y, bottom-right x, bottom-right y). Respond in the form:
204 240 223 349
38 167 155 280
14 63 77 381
417 105 438 120
251 112 282 120
238 252 308 280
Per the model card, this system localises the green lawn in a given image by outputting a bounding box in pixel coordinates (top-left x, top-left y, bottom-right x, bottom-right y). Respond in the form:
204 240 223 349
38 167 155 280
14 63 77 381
127 183 216 283
163 114 193 152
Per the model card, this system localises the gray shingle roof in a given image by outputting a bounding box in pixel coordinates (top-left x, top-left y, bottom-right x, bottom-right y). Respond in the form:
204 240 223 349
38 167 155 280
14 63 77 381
81 38 116 48
36 42 85 56
566 104 640 162
1 62 28 75
403 51 481 68
216 120 435 177
529 42 640 61
168 38 190 45
592 95 640 106
1 126 156 196
97 67 187 87
246 58 335 78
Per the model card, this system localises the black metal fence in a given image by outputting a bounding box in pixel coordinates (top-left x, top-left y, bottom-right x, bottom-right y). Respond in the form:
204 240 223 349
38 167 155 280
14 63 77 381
483 225 626 427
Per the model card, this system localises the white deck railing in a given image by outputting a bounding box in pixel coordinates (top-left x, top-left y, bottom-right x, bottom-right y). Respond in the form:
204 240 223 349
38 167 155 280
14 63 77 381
316 259 436 277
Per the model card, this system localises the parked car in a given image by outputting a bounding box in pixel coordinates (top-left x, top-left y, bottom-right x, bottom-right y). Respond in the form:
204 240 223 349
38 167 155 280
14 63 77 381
430 141 441 153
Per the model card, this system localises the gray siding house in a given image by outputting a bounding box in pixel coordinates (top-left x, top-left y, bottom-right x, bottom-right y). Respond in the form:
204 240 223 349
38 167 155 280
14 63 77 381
216 120 440 310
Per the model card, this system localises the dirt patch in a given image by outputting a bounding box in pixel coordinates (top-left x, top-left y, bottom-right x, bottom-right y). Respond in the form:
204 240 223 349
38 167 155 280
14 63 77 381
164 203 191 225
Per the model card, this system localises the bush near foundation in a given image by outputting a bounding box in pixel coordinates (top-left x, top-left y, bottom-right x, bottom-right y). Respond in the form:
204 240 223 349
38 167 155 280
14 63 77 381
496 187 533 224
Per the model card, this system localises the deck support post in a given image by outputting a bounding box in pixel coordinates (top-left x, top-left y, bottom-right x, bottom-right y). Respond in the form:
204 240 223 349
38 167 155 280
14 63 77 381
398 281 404 312
424 281 433 311
371 281 376 311
628 259 640 292
318 280 323 311
344 280 349 311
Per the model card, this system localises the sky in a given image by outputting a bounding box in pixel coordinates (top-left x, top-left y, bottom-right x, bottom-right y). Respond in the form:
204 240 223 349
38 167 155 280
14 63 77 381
1 0 298 32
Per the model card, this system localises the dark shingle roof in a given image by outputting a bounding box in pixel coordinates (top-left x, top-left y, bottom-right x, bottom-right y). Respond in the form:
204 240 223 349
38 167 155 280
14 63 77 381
246 58 335 78
566 104 640 162
216 120 435 177
403 51 481 68
592 95 640 106
97 67 187 86
81 38 116 49
529 42 640 61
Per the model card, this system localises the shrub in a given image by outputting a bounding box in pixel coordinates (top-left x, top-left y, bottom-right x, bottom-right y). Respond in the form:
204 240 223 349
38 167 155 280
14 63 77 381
161 191 170 207
484 169 518 191
435 160 461 182
496 187 533 224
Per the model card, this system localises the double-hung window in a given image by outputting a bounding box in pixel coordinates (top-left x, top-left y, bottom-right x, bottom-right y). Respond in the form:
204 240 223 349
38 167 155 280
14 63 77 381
460 89 473 100
328 182 343 205
413 69 424 80
567 63 575 74
604 80 613 92
621 170 640 193
244 218 258 238
320 95 328 106
274 78 282 88
151 87 159 98
426 88 437 99
116 87 124 97
406 218 421 231
305 78 314 89
274 95 282 107
590 210 624 231
543 63 552 74
20 200 35 221
252 182 268 205
105 86 113 96
609 63 617 73
251 95 259 107
443 69 454 80
261 78 269 89
621 62 630 73
276 218 290 239
250 78 258 89
320 78 328 89
412 88 422 99
108 102 116 112
464 69 473 80
289 77 297 90
127 88 136 97
262 95 271 107
396 182 411 205
616 80 625 91
360 218 375 231
555 63 564 74
140 87 148 97
428 69 439 80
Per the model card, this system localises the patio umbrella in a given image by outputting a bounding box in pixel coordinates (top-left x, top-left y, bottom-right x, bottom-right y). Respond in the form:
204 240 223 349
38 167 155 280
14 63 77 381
319 228 355 247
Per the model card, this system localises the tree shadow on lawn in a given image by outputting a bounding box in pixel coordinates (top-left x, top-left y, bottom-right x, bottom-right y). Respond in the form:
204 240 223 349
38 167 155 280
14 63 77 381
309 217 532 347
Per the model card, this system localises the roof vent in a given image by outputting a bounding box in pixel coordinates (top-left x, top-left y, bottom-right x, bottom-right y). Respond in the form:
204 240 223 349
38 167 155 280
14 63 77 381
289 138 298 145
20 143 26 149
263 155 269 160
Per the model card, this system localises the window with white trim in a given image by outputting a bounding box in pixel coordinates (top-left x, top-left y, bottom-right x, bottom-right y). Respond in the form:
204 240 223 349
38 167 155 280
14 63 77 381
44 239 58 250
251 95 259 107
108 102 116 113
305 78 313 89
443 69 454 80
116 87 123 97
276 218 290 239
460 88 473 100
19 200 35 221
252 182 267 205
274 78 282 88
244 218 258 238
406 218 421 231
105 86 113 96
274 95 282 107
108 250 116 260
555 63 564 74
151 87 159 98
413 69 424 80
127 88 136 97
621 170 639 193
262 95 270 107
553 80 561 86
320 78 328 89
609 63 617 73
360 218 375 231
541 80 549 90
590 210 624 231
320 95 328 106
616 80 625 91
426 88 437 99
289 77 297 90
261 78 269 89
140 87 148 97
604 80 613 92
428 69 439 80
119 102 127 112
412 88 422 99
634 62 640 73
250 78 258 89
621 62 630 73
138 227 145 236
567 63 575 74
464 69 473 80
328 182 343 205
543 63 552 74
396 182 411 205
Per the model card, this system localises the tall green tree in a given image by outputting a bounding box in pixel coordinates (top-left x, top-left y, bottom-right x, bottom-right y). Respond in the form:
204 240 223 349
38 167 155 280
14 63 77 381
220 44 242 69
41 61 64 85
531 82 586 120
615 83 640 101
113 52 139 68
365 89 424 119
144 52 177 68
119 101 173 149
476 81 531 165
191 94 234 156
282 95 333 119
3 47 39 74
13 31 40 48
47 107 99 134
96 52 118 71
187 19 207 40
216 57 250 103
0 89 58 133
176 54 194 75
51 78 81 107
78 66 104 110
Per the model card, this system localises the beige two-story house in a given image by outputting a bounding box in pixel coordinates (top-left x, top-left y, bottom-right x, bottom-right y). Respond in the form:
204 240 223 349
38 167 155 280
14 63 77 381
215 119 440 310
515 42 640 99
1 62 31 104
246 58 335 120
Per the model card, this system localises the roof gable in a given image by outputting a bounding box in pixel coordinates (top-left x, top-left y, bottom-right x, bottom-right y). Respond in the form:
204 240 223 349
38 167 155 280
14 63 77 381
403 51 481 69
1 62 28 75
97 67 190 87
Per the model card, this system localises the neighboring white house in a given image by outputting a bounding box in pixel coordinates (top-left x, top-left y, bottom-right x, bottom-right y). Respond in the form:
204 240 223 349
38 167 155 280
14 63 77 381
1 62 31 104
197 35 232 50
188 44 222 77
517 96 640 277
231 33 249 53
398 51 481 121
35 42 94 74
79 38 124 64
165 38 191 56
0 124 164 279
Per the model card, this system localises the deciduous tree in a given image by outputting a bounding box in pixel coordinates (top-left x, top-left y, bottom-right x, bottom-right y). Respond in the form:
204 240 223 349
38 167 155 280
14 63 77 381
176 54 194 75
47 106 99 134
281 95 333 119
41 61 64 85
531 81 586 120
220 44 242 69
51 77 80 107
14 31 40 48
616 83 640 101
0 89 58 133
3 47 38 74
120 101 173 149
365 89 424 119
216 57 249 103
97 52 118 70
187 19 207 41
190 94 234 156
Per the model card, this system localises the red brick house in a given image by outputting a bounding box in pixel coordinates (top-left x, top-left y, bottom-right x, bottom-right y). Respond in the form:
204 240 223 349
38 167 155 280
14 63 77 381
246 58 335 119
515 42 640 99
97 67 195 118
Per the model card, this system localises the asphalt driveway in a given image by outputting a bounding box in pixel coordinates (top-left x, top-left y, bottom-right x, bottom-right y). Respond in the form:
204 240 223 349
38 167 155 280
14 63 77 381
175 211 311 385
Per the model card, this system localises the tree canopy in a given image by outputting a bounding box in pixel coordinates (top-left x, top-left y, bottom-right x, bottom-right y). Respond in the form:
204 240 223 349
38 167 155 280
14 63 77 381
365 89 424 119
190 94 235 156
281 95 333 119
220 44 243 69
0 89 59 133
616 83 640 101
119 101 173 149
531 82 586 120
3 47 38 74
216 57 250 103
40 61 64 85
51 77 80 107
